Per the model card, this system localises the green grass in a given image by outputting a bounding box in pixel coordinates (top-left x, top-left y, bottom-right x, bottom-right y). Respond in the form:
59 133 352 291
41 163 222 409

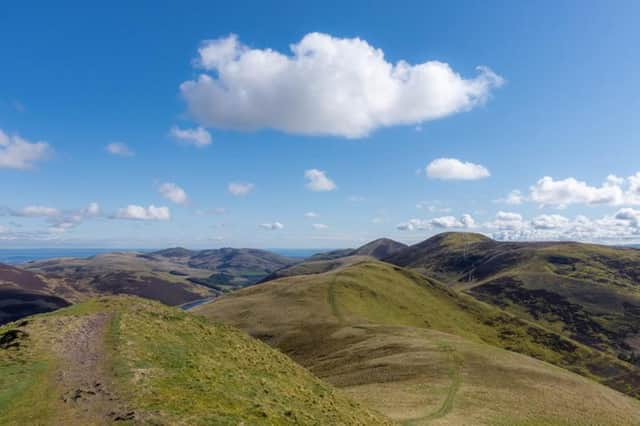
197 260 640 425
0 296 391 425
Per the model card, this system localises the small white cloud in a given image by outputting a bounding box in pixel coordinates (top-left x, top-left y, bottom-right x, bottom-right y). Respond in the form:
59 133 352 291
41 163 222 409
371 217 383 224
170 126 212 147
158 182 189 205
180 33 503 138
486 211 526 231
304 211 319 218
228 182 254 196
260 222 284 230
312 223 329 230
114 205 171 221
431 214 476 229
106 142 134 157
12 205 60 217
83 202 101 217
196 207 227 215
305 169 336 191
0 129 51 170
348 195 365 202
416 201 451 212
396 218 429 231
495 189 524 205
426 158 490 181
615 208 640 228
531 214 570 230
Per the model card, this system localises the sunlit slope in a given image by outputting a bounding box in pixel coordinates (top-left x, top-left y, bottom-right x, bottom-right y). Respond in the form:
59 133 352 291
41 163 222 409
387 232 640 365
196 261 640 425
0 296 390 425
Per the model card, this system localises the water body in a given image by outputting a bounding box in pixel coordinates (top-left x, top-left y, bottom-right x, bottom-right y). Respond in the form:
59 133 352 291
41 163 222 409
0 248 334 265
0 248 146 265
268 248 334 258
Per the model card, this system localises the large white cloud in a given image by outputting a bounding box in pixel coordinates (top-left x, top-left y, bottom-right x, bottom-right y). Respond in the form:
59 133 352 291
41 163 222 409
426 158 490 180
0 129 51 170
114 205 171 221
169 126 212 147
158 182 189 205
530 175 625 207
487 210 640 242
180 33 503 138
305 169 336 191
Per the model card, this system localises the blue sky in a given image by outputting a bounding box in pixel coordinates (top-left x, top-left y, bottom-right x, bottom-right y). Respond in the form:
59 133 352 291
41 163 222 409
1 0 640 248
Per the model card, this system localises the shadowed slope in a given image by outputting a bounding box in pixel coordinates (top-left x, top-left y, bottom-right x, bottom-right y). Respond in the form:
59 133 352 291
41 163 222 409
0 296 390 425
387 232 640 365
196 261 640 424
0 263 71 325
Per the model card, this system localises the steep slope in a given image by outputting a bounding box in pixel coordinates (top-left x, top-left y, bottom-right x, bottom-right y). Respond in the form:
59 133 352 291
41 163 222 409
387 232 640 365
0 263 70 325
352 238 408 259
195 261 640 424
0 296 390 425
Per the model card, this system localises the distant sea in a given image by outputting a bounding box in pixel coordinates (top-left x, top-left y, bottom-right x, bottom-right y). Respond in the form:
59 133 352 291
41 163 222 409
268 249 330 258
0 248 331 265
0 248 146 265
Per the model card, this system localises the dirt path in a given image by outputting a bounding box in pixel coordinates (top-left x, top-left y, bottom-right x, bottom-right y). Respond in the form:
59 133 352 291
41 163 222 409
55 313 134 424
404 346 463 425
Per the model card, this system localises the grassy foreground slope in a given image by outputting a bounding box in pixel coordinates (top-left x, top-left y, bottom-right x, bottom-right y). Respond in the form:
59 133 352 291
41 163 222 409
0 296 389 425
387 232 640 365
196 261 640 425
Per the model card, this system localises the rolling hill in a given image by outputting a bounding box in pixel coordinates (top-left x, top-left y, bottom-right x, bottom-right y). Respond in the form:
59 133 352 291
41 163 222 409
307 238 407 262
262 238 407 281
19 247 298 312
387 232 640 365
195 260 640 424
0 296 390 425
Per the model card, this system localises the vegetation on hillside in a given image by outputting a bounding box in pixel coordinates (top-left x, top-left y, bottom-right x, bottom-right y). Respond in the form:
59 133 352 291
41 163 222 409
197 260 640 424
0 296 389 425
387 232 640 365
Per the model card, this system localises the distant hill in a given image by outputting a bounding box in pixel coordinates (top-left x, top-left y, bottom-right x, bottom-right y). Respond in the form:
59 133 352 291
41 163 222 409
262 238 407 281
0 296 389 424
196 260 640 424
308 238 407 261
20 248 298 314
0 263 70 325
387 232 640 365
22 253 216 307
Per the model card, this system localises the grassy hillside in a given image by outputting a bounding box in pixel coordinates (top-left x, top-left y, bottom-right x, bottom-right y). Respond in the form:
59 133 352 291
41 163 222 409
196 261 640 424
152 247 298 288
387 232 640 365
263 238 407 282
0 296 390 425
